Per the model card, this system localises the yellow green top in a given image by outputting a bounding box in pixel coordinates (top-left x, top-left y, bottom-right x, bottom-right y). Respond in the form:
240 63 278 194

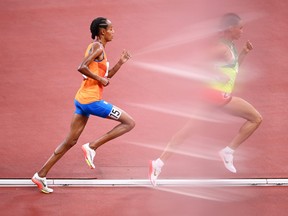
210 39 239 93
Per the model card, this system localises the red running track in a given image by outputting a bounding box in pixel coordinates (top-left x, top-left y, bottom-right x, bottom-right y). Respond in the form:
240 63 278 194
1 0 288 215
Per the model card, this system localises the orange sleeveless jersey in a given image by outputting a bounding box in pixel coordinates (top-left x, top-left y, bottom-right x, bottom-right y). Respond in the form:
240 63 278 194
75 43 108 104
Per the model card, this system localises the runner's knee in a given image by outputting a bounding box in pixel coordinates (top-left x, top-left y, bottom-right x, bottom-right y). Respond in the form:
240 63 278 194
252 112 263 126
126 117 135 131
54 139 78 155
119 112 135 131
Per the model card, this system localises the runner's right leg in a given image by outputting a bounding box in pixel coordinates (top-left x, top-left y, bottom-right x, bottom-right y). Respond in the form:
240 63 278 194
32 114 88 193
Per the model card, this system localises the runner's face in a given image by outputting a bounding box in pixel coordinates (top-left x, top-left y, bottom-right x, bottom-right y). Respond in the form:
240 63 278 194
230 21 243 40
104 20 114 42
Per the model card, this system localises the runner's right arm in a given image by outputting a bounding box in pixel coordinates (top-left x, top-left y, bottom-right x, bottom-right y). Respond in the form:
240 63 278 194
78 42 109 86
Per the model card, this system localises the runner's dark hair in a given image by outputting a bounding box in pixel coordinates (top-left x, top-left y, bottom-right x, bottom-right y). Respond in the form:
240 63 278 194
219 13 241 31
90 17 108 39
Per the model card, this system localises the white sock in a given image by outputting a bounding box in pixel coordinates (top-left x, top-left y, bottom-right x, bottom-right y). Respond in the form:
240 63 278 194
35 173 45 180
155 158 164 167
223 146 235 154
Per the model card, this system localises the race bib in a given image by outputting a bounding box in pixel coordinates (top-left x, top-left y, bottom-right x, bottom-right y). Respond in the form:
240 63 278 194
108 106 122 120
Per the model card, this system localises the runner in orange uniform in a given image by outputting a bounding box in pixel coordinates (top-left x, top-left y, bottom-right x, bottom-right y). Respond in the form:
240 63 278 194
32 17 135 193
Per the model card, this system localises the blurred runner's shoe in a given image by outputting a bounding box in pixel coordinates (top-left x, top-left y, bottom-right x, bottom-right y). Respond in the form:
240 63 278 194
32 173 53 194
219 148 236 173
149 158 164 186
82 143 96 169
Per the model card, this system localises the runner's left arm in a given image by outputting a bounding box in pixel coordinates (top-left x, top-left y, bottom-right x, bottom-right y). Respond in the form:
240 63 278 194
107 50 131 78
238 40 253 66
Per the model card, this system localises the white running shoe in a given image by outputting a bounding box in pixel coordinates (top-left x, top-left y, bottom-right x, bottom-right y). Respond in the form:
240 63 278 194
149 159 164 186
31 173 53 194
82 143 96 169
219 149 237 173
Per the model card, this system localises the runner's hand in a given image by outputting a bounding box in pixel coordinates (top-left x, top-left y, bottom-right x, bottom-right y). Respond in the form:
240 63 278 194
243 41 253 53
119 50 132 64
100 77 110 86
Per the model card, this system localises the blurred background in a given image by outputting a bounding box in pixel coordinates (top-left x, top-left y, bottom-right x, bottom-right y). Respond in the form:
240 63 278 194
0 1 288 215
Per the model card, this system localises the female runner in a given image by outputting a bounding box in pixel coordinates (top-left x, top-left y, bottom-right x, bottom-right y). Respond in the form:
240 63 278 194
32 17 135 193
149 13 262 186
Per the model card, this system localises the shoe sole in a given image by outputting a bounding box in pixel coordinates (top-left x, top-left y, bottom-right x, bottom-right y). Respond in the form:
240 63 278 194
81 145 95 169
